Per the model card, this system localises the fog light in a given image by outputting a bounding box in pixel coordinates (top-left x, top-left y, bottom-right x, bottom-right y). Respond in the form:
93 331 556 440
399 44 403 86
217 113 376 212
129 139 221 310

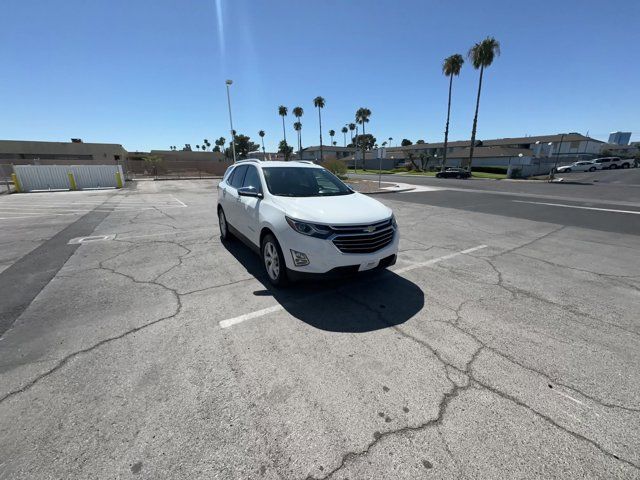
290 250 310 266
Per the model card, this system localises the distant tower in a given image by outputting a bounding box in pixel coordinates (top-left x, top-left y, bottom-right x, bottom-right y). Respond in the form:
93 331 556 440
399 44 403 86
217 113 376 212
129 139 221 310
608 131 631 145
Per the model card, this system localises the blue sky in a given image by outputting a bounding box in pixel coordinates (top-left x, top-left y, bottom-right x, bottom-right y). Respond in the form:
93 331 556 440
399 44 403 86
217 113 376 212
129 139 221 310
2 0 639 152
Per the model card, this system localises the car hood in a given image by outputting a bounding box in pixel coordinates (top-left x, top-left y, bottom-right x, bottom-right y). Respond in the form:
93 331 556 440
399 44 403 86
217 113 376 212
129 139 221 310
271 192 392 225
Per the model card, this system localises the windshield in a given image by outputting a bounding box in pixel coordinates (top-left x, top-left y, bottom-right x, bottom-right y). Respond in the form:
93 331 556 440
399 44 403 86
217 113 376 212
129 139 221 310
262 167 353 197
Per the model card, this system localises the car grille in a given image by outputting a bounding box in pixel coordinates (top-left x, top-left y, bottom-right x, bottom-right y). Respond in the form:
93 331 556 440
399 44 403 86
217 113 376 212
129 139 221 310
331 218 395 254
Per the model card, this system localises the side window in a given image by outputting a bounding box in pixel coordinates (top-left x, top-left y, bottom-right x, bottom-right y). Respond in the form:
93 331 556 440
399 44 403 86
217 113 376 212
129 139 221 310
224 167 235 184
230 165 248 188
242 166 262 192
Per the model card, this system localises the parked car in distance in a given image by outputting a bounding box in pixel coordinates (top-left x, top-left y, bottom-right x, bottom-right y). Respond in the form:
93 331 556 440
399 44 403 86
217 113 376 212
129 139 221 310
217 160 399 286
556 161 597 173
436 168 471 179
590 157 632 170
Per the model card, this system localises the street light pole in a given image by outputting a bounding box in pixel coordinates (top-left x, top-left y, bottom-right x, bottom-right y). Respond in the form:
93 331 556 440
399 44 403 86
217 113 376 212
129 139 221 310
225 80 237 163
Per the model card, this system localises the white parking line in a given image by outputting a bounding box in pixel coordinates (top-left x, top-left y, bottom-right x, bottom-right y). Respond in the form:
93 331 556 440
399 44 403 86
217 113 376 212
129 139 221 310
218 244 488 329
171 196 188 207
512 200 640 215
394 245 488 274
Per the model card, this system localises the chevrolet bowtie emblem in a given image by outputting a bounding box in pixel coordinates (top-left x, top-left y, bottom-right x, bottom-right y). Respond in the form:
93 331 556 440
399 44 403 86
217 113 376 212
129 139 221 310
364 225 375 233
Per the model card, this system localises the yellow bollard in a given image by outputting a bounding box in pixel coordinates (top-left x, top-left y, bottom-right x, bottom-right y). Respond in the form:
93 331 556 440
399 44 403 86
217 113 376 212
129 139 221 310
68 172 77 191
115 171 123 188
11 173 21 193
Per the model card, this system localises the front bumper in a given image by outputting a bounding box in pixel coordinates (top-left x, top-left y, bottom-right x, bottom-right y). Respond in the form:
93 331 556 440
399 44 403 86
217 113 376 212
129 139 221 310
287 254 397 281
277 224 400 275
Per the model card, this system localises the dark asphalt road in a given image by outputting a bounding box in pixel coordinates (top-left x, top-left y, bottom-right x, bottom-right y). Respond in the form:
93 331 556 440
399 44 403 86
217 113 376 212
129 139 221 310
352 167 640 204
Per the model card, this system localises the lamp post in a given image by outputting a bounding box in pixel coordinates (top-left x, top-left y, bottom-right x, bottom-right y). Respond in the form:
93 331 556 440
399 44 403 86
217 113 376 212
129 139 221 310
225 80 237 163
353 125 359 173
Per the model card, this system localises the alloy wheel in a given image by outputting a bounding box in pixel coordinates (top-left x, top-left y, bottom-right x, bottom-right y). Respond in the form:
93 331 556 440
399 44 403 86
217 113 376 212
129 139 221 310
263 241 280 281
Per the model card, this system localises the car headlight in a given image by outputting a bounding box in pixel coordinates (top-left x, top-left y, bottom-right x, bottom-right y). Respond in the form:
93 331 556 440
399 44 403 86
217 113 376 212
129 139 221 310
391 214 398 229
285 216 332 239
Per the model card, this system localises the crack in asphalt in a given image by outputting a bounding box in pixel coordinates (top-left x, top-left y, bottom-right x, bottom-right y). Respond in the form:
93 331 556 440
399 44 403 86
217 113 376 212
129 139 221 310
0 234 245 405
304 251 640 478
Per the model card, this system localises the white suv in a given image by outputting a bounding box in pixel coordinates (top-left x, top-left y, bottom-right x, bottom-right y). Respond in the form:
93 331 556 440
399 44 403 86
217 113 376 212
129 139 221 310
217 160 399 286
590 157 632 170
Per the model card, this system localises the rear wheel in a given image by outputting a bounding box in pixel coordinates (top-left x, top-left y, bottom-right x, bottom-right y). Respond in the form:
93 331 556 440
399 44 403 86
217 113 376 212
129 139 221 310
609 164 617 169
622 163 630 169
565 168 572 173
262 234 288 287
588 167 596 172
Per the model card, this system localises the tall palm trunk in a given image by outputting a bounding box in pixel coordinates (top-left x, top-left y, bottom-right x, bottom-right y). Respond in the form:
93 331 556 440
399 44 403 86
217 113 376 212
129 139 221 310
467 65 484 171
318 109 323 162
442 74 454 172
281 117 287 146
361 122 366 170
261 138 265 155
343 132 346 147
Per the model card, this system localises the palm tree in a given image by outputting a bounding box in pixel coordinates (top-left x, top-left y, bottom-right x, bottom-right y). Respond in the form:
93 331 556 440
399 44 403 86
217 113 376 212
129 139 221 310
381 141 387 147
203 139 211 151
292 106 304 154
467 37 501 172
388 137 393 147
355 107 372 168
258 130 266 155
201 145 206 151
341 126 348 147
196 144 200 150
329 129 335 148
278 106 288 153
441 54 465 172
293 122 302 158
313 96 325 161
348 123 356 145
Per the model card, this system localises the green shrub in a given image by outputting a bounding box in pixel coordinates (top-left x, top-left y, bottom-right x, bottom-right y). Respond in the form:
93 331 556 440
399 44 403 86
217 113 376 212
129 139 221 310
324 158 347 177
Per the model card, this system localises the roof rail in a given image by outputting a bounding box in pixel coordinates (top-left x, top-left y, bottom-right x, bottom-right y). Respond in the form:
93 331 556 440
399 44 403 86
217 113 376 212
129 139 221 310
296 160 315 164
234 158 260 164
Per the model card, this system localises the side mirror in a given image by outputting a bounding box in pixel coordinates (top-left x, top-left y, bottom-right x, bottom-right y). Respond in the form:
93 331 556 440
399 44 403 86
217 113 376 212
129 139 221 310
238 186 263 198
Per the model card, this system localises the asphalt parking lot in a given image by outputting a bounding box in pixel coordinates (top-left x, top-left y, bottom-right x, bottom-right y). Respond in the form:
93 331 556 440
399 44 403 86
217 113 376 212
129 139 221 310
1 178 639 479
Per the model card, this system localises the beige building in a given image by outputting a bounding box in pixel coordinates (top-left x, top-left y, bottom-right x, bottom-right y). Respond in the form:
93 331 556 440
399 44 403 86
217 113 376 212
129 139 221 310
0 139 127 166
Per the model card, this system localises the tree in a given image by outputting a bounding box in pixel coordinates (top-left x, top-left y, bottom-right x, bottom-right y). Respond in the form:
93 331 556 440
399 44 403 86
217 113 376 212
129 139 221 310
214 137 225 153
278 140 293 161
441 53 465 171
388 137 393 147
329 129 335 147
278 105 288 148
381 141 387 147
313 96 325 161
355 107 371 171
416 139 425 144
354 133 376 150
232 134 260 159
348 123 356 144
293 122 302 157
203 139 211 151
258 130 266 155
332 141 337 146
341 126 348 147
401 139 413 147
196 144 200 150
467 37 500 171
292 106 304 154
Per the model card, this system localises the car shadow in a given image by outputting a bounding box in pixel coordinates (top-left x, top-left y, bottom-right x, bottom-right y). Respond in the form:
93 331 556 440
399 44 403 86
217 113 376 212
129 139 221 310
221 238 424 333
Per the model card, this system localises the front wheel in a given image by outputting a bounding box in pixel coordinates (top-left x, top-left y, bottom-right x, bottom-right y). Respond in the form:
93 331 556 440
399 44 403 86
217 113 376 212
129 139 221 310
588 167 596 172
622 163 630 169
262 234 288 287
609 164 617 169
218 208 232 241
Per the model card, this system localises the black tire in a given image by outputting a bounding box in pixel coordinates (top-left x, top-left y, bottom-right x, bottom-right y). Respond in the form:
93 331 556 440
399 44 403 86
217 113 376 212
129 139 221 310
565 168 572 173
261 233 288 287
218 208 232 241
456 174 461 179
622 163 630 169
588 167 596 172
609 164 617 169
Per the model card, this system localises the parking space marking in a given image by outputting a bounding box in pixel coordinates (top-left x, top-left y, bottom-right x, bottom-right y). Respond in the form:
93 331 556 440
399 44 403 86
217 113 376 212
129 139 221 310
512 200 640 215
394 245 488 274
219 244 488 330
